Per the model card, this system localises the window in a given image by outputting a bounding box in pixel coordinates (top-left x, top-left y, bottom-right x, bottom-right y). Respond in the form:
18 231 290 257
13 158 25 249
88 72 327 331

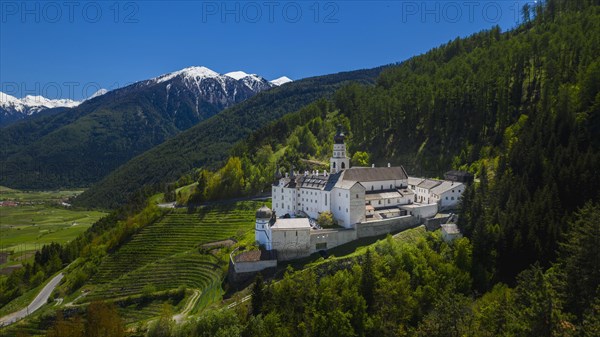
296 231 298 236
316 242 327 250
451 197 455 200
458 190 461 193
276 203 278 208
390 184 393 189
346 208 348 213
371 186 374 191
284 232 286 238
356 194 359 199
281 188 283 193
333 162 336 169
388 199 391 204
339 192 341 197
381 185 383 190
446 197 448 200
325 195 327 206
378 200 382 205
341 162 346 169
339 206 341 211
452 190 455 193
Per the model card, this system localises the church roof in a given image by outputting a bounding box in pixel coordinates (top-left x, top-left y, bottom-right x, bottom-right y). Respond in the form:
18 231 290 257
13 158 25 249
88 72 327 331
334 125 346 144
324 171 343 191
408 177 425 186
334 179 362 190
297 174 329 190
342 166 408 182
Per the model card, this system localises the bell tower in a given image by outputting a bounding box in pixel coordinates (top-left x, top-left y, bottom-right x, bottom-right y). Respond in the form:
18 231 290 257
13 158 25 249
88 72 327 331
330 125 350 173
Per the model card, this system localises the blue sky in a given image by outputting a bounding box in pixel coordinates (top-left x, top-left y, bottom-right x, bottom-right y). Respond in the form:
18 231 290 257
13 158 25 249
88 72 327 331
1 1 533 100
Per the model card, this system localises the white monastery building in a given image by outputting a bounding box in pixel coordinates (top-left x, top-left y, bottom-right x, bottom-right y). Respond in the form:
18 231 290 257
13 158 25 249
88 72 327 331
254 126 468 260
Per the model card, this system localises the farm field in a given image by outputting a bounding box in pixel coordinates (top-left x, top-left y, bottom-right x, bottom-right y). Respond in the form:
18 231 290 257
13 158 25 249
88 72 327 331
0 186 83 203
0 188 106 266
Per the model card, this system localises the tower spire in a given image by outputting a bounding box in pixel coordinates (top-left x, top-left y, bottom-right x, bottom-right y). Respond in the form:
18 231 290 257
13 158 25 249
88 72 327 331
330 125 350 173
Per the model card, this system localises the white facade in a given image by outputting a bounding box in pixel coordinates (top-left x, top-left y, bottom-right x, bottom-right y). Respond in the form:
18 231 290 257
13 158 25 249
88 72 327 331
408 177 464 209
330 126 350 173
270 218 311 259
255 206 273 250
272 128 414 228
430 181 465 210
330 143 350 173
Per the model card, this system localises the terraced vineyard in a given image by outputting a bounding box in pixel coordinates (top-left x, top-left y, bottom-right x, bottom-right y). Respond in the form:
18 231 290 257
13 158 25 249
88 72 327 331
87 201 262 303
89 252 221 300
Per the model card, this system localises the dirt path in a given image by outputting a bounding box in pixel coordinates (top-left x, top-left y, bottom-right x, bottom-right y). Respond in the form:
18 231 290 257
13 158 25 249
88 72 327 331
173 289 200 323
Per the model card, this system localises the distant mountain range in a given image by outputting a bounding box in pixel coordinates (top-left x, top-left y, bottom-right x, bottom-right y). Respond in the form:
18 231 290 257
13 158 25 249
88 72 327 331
0 68 291 127
0 66 291 189
0 92 82 127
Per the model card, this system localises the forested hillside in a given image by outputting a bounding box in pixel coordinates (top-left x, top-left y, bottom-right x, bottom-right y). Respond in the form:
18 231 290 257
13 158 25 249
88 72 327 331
142 2 599 335
181 1 599 208
1 67 276 190
74 68 384 209
2 1 599 336
152 1 600 334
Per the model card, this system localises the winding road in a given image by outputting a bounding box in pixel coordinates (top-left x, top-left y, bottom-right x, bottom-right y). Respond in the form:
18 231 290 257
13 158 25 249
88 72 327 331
0 273 64 327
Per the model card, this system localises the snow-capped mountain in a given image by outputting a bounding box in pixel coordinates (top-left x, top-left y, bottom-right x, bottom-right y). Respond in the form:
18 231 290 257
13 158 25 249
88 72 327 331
132 66 278 118
1 66 287 127
85 88 108 101
0 92 81 126
270 76 293 86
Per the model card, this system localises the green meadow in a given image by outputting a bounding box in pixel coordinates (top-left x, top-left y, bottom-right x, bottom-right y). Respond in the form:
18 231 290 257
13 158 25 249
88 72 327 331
0 187 106 266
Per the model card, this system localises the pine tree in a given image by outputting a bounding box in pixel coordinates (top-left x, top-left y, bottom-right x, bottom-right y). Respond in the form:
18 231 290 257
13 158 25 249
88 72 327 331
361 249 375 312
251 274 265 316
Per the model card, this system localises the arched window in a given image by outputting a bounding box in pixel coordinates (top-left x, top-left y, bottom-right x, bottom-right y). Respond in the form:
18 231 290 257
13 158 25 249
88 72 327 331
333 162 336 169
341 162 346 169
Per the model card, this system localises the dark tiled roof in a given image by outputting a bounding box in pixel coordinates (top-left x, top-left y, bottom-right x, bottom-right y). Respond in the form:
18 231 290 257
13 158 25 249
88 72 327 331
324 171 343 191
297 175 329 190
342 166 408 182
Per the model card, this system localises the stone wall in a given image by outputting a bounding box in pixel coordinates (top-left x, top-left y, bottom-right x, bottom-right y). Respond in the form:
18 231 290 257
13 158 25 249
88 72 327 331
424 215 452 231
309 228 357 254
233 259 278 274
400 203 438 219
356 215 420 238
228 254 278 288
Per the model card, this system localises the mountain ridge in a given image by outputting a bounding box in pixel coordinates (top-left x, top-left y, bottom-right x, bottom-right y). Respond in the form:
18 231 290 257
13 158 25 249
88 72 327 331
0 66 282 189
74 66 385 208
